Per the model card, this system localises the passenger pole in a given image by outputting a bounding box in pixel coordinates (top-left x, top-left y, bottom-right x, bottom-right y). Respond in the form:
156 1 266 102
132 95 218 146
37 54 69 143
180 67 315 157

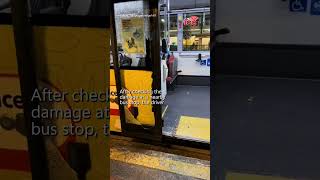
10 0 49 179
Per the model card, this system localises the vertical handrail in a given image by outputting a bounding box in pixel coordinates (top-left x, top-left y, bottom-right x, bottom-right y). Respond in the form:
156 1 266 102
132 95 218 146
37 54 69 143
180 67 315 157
149 0 163 137
110 0 127 132
10 0 49 179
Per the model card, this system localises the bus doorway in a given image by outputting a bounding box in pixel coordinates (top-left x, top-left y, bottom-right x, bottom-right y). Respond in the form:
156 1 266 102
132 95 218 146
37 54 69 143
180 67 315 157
110 1 210 179
110 0 211 145
110 0 163 141
160 4 211 144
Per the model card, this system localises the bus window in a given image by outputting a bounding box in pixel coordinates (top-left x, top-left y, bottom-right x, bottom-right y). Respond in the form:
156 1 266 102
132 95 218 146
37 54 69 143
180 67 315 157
169 14 178 51
24 0 108 16
112 0 151 68
183 12 210 51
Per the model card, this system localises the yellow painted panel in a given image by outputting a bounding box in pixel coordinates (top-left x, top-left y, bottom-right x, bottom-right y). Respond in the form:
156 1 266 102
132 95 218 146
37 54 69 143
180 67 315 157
1 23 110 180
110 115 121 132
0 25 18 71
176 116 210 142
110 69 116 86
226 172 295 180
32 26 110 180
0 25 32 180
110 69 155 127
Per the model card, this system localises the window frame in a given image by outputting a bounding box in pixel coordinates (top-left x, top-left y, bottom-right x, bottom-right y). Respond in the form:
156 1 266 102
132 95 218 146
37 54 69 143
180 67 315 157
162 8 210 53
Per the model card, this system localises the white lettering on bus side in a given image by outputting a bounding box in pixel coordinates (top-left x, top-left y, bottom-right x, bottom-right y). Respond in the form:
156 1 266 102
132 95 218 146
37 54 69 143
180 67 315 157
0 94 23 109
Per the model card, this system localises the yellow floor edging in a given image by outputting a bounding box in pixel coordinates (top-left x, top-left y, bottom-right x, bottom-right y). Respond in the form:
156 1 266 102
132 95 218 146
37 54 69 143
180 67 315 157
110 148 210 180
175 116 210 142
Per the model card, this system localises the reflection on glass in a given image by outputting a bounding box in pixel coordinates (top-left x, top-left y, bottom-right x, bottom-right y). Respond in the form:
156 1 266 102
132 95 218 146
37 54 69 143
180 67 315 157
183 12 210 51
204 12 210 29
113 0 152 68
160 15 165 40
0 0 10 13
0 0 108 15
28 0 71 14
6 0 107 16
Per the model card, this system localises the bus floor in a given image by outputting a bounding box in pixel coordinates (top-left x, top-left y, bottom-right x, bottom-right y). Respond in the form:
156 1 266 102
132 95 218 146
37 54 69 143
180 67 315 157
214 75 320 179
110 136 210 180
162 85 210 142
111 160 201 180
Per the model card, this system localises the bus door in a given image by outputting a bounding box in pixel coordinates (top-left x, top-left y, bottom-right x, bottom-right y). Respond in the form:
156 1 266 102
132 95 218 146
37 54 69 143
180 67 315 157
29 1 111 179
2 1 111 179
110 0 163 141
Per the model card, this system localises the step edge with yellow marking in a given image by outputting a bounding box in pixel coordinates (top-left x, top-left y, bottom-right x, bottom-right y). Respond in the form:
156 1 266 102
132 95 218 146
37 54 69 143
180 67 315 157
110 147 210 180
